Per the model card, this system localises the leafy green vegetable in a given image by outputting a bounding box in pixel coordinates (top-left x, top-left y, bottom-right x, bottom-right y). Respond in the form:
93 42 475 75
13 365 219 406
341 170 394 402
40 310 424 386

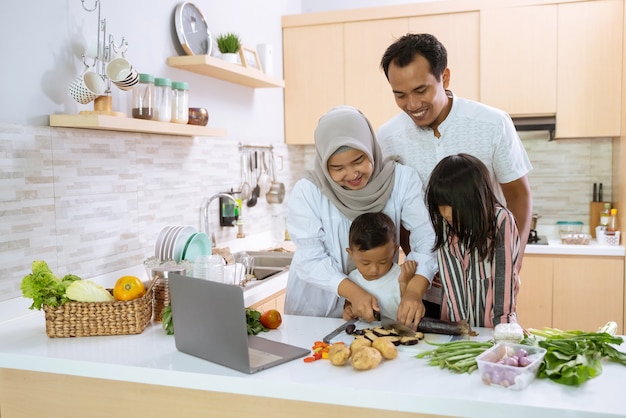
20 260 82 310
162 305 174 335
65 280 115 302
415 340 494 374
526 327 626 386
246 308 268 335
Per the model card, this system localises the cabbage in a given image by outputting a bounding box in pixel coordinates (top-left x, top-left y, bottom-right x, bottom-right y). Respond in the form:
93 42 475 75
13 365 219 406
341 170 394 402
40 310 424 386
65 280 115 302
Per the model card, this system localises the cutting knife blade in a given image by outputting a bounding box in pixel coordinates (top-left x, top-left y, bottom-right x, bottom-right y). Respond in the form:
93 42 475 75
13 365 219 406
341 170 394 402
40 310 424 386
379 314 418 337
322 318 358 343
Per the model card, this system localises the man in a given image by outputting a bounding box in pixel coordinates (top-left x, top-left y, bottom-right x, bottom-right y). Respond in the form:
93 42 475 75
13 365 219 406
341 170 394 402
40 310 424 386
377 33 533 256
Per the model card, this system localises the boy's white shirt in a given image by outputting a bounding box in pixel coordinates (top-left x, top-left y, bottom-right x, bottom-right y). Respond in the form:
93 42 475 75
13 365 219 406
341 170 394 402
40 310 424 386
348 263 402 319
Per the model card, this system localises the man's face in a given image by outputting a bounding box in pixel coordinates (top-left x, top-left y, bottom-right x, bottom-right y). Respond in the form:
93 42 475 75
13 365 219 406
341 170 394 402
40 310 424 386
387 54 451 132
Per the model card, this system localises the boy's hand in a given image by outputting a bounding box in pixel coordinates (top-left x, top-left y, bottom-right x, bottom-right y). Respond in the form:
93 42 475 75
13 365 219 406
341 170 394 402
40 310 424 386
398 260 417 294
342 301 357 320
338 278 379 322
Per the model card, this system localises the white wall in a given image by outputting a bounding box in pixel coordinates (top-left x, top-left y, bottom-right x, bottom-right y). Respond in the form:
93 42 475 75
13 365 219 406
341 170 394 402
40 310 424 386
0 0 300 142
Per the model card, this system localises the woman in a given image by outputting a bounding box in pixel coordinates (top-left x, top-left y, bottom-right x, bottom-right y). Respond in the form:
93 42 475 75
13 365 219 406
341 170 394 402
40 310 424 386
284 105 437 326
425 153 521 328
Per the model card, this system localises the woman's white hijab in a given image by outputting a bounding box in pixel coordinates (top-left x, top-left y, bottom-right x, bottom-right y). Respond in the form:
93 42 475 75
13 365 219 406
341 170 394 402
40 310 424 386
302 105 398 221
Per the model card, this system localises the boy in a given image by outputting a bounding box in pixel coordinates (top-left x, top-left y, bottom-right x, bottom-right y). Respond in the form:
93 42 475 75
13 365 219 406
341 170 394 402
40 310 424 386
344 212 417 321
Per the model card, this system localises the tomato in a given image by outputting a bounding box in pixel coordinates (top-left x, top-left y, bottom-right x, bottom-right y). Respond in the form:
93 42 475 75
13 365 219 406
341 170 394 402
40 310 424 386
260 309 282 329
113 275 146 301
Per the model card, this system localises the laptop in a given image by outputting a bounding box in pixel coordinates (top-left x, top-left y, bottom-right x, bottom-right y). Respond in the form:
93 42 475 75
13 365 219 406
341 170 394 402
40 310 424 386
168 273 310 374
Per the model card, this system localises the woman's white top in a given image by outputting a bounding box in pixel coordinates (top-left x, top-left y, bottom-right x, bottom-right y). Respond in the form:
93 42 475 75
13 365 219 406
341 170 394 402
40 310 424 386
285 164 437 317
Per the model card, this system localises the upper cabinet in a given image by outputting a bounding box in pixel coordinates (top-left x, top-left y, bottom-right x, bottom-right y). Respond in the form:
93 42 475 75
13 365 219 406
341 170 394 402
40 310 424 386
283 24 345 145
556 0 623 138
480 5 558 116
282 0 624 144
343 18 409 132
409 12 480 102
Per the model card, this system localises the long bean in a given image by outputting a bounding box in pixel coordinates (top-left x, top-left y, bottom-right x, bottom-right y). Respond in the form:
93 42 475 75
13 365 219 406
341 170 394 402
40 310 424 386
415 340 494 374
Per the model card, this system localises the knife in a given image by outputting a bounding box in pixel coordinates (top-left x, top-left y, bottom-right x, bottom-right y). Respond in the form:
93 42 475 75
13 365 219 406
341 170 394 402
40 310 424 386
374 311 418 337
322 318 358 343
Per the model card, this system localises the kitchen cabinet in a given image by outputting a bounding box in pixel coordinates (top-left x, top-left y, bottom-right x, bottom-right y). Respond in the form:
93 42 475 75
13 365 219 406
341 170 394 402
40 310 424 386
480 5 557 116
283 24 345 145
249 288 286 314
343 18 409 131
409 12 480 102
517 254 624 333
283 11 480 144
556 0 623 138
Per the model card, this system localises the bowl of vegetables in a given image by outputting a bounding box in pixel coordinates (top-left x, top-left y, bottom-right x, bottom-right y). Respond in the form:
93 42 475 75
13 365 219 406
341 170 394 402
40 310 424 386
476 342 546 390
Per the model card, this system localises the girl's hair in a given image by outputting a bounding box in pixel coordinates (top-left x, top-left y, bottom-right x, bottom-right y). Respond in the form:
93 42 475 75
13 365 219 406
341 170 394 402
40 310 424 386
425 154 501 261
349 212 397 251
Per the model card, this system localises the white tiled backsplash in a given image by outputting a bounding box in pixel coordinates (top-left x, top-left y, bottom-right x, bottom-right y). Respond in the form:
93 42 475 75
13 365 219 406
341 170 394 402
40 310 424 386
0 125 611 302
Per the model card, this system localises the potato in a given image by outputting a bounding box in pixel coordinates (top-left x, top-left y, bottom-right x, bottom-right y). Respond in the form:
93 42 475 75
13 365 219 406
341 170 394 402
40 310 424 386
350 336 372 354
372 337 398 360
327 343 351 366
351 346 383 370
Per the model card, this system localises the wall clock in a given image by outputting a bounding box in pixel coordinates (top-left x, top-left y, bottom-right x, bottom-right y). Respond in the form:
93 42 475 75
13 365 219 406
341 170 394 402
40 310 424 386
174 2 212 56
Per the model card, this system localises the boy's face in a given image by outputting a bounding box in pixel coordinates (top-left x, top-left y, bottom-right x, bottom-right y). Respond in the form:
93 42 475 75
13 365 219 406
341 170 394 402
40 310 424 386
346 241 397 281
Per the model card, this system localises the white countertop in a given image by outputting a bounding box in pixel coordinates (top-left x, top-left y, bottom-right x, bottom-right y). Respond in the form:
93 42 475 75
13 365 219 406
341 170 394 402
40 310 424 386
0 310 625 418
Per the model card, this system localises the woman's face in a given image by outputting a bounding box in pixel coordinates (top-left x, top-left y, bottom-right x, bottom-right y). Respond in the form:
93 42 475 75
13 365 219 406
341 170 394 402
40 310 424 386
327 149 374 190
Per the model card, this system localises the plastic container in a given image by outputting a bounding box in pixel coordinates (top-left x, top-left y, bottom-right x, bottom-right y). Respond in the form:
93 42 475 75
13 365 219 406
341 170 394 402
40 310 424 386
171 81 189 124
153 77 172 122
596 226 621 246
476 342 546 390
556 221 583 236
132 73 155 120
560 233 591 245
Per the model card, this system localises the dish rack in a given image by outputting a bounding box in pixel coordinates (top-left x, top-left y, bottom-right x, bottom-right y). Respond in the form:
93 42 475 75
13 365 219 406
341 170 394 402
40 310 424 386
596 227 621 246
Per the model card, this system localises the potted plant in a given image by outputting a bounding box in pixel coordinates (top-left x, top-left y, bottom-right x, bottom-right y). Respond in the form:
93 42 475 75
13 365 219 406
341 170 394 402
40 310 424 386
216 32 241 63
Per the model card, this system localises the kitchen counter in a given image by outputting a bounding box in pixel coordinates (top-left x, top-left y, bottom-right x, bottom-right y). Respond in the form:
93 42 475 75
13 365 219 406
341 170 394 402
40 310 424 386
526 239 625 256
0 309 625 418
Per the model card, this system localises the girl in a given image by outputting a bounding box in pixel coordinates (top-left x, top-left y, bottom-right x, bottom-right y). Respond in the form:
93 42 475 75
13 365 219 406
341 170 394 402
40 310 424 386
425 153 521 328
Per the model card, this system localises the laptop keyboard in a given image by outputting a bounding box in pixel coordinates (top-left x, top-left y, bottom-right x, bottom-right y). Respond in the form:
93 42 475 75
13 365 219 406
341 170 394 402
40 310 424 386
249 348 283 368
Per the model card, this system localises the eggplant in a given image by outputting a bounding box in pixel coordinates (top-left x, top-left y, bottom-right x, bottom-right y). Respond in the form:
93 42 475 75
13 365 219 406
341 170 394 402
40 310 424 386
417 317 475 336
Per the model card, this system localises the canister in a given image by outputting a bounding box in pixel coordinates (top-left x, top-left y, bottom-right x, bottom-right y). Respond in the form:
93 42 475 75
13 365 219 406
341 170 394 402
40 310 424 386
132 73 155 120
154 77 172 122
171 81 189 124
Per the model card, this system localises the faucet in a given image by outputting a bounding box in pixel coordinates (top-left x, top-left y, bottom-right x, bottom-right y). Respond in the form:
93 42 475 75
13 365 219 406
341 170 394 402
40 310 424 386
201 193 239 247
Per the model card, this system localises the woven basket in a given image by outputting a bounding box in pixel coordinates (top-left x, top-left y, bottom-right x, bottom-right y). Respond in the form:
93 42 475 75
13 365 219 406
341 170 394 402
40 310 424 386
152 278 170 322
43 286 154 338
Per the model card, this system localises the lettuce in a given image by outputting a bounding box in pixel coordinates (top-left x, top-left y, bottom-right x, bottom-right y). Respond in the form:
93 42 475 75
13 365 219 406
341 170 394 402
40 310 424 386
20 260 82 310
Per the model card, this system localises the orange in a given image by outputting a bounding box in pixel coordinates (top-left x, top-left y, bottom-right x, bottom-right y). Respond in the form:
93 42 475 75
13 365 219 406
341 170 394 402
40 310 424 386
113 275 146 301
260 309 282 329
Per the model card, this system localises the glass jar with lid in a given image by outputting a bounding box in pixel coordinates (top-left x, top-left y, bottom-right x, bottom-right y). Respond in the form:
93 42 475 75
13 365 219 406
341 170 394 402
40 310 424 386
171 81 189 124
132 73 155 120
154 77 172 122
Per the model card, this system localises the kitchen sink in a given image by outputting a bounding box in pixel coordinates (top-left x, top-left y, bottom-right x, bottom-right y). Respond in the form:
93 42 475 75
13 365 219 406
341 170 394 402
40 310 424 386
233 250 293 280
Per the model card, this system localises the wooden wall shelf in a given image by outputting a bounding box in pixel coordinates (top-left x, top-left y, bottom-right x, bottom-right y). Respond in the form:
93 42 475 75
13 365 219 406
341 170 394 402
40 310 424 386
49 114 227 137
166 55 285 88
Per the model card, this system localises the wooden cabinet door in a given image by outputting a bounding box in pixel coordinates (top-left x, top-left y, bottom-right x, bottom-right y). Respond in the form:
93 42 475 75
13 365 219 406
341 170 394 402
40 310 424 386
516 255 554 329
552 256 624 333
283 24 345 144
344 18 409 131
409 12 480 102
556 0 623 138
480 5 557 116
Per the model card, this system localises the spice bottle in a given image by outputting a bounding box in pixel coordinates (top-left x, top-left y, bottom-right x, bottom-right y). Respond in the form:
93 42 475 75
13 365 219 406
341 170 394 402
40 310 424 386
132 73 155 120
171 81 189 124
599 203 611 230
606 208 619 236
153 77 172 122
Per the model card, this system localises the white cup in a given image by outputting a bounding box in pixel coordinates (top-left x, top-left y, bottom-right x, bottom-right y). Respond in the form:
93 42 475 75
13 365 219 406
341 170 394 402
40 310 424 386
106 57 139 91
68 69 106 104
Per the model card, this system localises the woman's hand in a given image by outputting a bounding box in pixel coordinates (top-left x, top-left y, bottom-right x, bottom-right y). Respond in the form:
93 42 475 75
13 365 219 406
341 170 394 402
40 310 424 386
338 278 378 322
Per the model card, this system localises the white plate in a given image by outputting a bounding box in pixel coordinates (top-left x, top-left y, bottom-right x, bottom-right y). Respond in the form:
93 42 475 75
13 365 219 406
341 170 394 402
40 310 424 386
164 226 184 260
154 225 174 258
160 226 180 261
327 320 453 352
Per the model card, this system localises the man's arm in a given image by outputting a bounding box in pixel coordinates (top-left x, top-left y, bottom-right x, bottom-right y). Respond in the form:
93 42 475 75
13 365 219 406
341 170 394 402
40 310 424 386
501 175 533 256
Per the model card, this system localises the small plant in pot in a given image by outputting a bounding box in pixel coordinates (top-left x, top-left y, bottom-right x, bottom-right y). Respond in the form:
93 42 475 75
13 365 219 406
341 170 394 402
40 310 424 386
216 32 241 63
